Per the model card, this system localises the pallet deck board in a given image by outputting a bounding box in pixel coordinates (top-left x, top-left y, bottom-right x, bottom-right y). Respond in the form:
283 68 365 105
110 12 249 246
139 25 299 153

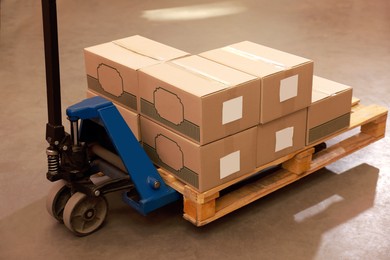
158 101 388 226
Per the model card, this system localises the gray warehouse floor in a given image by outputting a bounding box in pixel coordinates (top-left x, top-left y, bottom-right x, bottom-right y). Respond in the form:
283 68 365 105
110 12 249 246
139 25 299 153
1 0 389 259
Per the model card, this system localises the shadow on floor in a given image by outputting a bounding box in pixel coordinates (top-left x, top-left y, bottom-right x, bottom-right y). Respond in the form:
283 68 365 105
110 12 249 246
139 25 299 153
0 163 381 259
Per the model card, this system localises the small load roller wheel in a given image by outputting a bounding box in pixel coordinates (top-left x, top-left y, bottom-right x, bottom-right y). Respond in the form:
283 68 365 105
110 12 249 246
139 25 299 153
314 142 327 154
63 192 108 236
46 180 71 222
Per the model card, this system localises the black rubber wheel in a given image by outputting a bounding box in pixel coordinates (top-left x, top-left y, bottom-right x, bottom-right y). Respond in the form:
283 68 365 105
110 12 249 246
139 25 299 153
46 180 71 223
63 192 108 236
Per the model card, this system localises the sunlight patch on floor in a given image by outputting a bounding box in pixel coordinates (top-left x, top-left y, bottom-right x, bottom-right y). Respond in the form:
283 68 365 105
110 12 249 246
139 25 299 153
141 1 246 21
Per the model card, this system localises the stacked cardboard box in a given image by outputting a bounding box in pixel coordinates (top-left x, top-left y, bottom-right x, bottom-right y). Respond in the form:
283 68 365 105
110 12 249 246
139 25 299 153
307 76 353 145
83 36 353 192
139 55 260 191
84 35 188 140
84 35 189 112
141 117 257 191
139 55 260 144
200 41 313 167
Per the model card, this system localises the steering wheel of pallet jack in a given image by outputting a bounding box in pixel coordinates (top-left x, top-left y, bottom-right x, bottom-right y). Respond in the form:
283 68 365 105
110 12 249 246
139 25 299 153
63 192 108 236
46 180 71 222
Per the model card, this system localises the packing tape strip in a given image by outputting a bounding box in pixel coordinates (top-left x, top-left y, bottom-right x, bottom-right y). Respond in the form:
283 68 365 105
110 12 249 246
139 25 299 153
171 60 231 86
222 46 289 69
112 40 166 61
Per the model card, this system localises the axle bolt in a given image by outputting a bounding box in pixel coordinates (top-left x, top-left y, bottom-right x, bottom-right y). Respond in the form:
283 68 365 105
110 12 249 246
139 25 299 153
153 181 161 189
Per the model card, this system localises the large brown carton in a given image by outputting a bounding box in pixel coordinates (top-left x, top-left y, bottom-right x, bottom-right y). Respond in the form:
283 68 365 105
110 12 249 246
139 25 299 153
86 90 141 141
257 108 307 166
307 76 353 145
84 35 189 112
200 41 313 123
139 55 260 145
140 116 257 192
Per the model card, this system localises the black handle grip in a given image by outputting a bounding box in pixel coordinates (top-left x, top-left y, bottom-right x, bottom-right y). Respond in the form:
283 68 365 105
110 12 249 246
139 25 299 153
42 0 65 144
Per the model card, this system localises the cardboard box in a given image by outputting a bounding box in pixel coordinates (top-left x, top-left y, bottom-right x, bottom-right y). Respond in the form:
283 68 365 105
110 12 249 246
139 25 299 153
140 116 257 192
84 35 189 112
87 90 141 141
200 41 313 123
257 108 307 166
139 55 260 145
307 76 353 144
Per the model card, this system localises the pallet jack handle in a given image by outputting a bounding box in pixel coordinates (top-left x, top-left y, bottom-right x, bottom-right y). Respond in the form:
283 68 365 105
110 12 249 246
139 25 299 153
42 0 65 146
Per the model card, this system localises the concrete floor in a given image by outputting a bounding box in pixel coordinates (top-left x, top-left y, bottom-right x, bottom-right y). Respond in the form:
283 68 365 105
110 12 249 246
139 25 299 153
1 0 389 259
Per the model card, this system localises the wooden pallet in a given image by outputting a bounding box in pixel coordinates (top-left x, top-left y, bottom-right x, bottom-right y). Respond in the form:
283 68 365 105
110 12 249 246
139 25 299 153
158 100 387 226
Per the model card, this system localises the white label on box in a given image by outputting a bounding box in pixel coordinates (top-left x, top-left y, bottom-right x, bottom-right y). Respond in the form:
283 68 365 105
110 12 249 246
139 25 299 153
220 151 241 179
280 75 298 102
222 96 243 124
275 127 294 152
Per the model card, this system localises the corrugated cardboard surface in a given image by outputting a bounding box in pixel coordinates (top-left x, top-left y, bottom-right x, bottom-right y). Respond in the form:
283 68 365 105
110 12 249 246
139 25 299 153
308 76 353 128
307 76 353 144
113 35 189 61
140 116 257 192
199 41 313 123
307 113 351 144
228 41 311 68
84 35 188 112
87 90 141 141
139 55 260 145
257 108 307 166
